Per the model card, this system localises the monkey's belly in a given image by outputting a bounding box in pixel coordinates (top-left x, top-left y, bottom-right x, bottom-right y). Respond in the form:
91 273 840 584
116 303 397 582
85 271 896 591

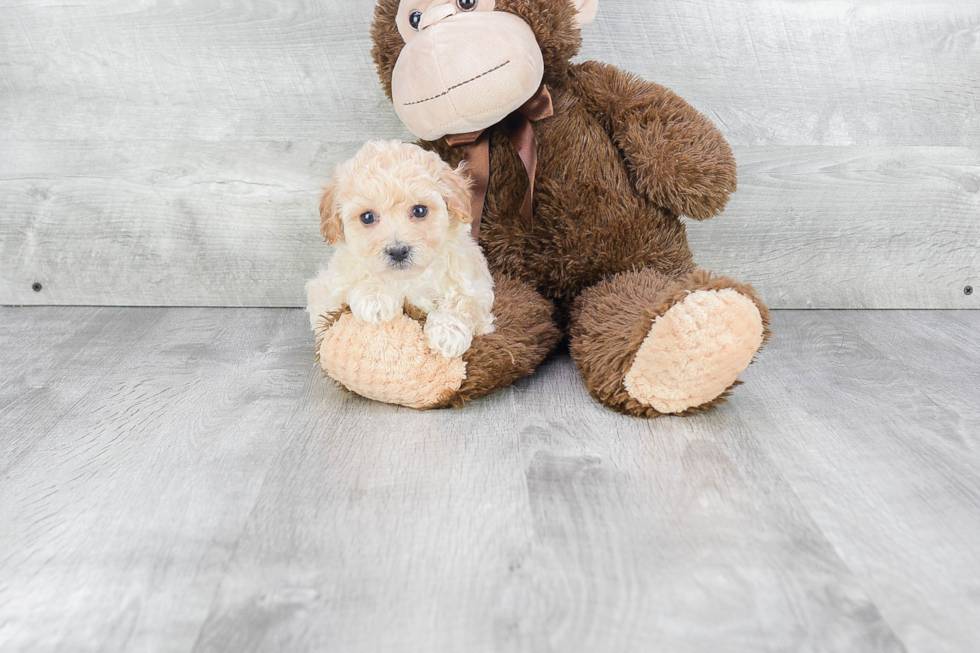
483 193 695 303
478 115 695 300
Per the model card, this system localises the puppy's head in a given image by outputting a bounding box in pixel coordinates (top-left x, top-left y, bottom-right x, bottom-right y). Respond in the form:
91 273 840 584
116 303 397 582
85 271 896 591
319 141 474 278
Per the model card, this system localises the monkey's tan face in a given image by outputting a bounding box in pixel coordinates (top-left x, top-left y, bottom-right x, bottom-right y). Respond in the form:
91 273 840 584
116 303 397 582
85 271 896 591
391 0 544 140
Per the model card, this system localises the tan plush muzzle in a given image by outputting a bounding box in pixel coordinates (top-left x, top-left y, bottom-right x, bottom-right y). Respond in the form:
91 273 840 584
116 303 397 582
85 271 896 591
391 10 544 140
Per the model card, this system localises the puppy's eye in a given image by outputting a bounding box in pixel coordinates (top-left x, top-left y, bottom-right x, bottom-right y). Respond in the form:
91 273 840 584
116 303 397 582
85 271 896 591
360 212 377 225
457 0 477 11
409 10 423 30
411 205 428 219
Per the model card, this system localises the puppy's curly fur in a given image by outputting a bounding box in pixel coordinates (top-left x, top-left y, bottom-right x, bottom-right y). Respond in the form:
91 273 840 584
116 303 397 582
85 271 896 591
306 141 495 359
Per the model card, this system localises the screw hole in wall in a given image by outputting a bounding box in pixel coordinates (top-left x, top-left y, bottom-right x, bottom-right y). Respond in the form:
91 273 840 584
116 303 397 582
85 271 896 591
966 286 974 296
32 282 43 293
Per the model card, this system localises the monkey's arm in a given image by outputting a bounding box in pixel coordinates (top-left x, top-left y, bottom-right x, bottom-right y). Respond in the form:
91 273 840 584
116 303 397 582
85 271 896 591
570 61 736 221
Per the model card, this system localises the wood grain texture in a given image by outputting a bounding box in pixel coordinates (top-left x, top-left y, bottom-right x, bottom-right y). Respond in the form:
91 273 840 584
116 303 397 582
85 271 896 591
1 307 979 652
1 0 975 145
740 311 980 653
584 1 980 149
0 307 313 652
1 0 978 308
689 146 980 309
0 141 345 307
2 143 977 308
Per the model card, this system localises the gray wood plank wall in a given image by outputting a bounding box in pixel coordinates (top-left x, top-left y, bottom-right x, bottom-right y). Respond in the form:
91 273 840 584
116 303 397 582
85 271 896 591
1 0 977 308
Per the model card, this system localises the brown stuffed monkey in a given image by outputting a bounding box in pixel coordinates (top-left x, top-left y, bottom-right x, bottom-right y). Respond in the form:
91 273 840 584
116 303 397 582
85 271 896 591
313 0 771 416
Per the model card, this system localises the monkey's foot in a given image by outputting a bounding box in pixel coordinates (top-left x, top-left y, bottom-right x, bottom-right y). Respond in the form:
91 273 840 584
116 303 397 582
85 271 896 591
623 289 764 414
317 312 465 410
314 274 560 411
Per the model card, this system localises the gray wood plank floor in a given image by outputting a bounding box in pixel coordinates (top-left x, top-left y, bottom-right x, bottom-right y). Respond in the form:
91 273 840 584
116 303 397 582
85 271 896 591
0 308 978 653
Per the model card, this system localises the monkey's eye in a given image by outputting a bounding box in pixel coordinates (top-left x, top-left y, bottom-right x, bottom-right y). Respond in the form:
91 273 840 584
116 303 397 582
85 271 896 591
457 0 477 10
360 212 377 225
409 10 423 30
412 205 429 219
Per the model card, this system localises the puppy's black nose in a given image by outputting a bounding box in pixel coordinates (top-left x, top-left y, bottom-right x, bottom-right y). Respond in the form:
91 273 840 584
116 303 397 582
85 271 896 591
386 244 411 263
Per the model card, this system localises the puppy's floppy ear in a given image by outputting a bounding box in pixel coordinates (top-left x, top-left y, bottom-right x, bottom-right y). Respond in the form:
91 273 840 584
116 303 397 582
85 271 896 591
572 0 599 26
439 161 475 225
319 178 344 245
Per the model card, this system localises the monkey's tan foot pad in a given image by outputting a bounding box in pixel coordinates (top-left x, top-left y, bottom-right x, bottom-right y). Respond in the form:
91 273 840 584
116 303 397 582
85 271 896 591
317 313 465 410
623 289 764 415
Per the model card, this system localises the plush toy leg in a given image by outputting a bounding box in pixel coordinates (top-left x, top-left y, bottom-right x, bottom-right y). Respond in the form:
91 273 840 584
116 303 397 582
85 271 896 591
315 274 560 410
569 268 771 417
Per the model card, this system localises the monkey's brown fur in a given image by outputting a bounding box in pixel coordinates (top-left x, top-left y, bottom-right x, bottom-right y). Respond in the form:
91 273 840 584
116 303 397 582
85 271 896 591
345 0 771 416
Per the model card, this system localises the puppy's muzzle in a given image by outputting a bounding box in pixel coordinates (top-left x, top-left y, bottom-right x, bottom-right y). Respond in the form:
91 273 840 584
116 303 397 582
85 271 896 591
386 243 413 266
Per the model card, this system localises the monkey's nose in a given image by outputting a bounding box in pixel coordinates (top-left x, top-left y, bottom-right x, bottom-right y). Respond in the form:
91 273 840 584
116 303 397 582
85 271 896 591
386 244 412 263
418 3 457 30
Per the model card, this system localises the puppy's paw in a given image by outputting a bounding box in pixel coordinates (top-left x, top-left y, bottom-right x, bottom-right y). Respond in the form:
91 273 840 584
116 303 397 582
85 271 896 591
475 321 496 336
349 292 402 324
424 313 473 359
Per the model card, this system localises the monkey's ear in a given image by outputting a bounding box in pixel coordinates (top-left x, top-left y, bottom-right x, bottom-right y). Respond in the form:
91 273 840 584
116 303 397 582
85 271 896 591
319 179 344 245
440 162 475 225
572 0 599 26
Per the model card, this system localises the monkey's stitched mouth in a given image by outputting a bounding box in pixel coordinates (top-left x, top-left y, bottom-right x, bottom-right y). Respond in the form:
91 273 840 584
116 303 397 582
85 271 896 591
401 61 511 107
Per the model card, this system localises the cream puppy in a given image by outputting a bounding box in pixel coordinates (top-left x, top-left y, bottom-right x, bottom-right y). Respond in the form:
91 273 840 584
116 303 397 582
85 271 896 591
306 141 495 359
